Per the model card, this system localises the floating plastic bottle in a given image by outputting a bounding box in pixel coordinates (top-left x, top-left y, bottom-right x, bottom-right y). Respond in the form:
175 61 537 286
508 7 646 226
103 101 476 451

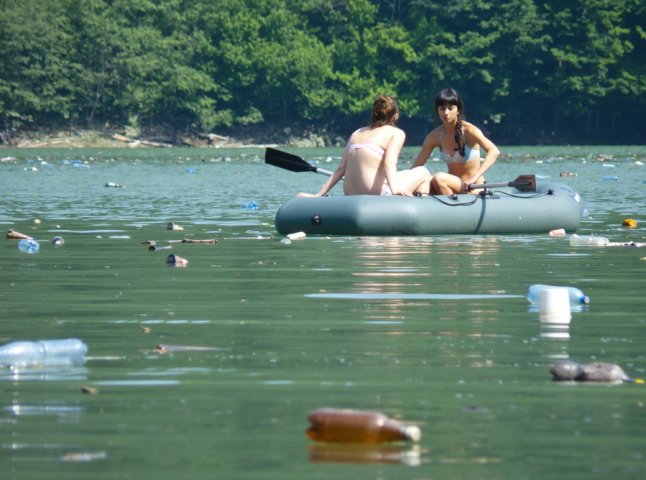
306 408 421 444
569 234 609 246
527 284 590 306
0 339 88 368
241 201 258 210
17 238 40 253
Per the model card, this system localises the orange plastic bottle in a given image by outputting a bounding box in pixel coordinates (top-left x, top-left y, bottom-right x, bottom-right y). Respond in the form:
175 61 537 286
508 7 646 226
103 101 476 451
306 408 421 444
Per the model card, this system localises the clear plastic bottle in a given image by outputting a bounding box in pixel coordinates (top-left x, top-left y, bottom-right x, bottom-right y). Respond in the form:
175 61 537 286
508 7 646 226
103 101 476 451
569 234 609 246
527 284 590 305
0 339 88 368
17 238 40 253
306 408 421 444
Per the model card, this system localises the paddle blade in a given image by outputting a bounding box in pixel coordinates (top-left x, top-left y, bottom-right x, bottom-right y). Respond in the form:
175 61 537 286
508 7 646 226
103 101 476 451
510 174 536 192
468 174 536 192
265 148 316 173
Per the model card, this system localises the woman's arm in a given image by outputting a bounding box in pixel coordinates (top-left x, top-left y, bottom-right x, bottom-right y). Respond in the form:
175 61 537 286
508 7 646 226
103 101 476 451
383 128 407 195
412 130 438 169
296 155 347 198
465 124 500 185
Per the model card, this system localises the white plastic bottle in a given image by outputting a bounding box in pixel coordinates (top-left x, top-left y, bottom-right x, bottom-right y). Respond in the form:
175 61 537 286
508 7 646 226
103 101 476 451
569 234 609 246
0 339 88 368
527 284 590 306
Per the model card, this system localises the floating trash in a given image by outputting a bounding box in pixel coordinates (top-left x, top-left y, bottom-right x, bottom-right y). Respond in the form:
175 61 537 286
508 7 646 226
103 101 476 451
241 201 258 210
550 360 644 383
306 408 421 444
569 234 609 246
18 239 40 253
287 231 306 240
166 254 188 267
7 229 32 240
622 218 638 228
167 222 184 231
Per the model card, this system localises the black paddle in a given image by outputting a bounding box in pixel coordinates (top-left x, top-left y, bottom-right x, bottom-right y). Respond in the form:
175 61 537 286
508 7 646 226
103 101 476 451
265 148 334 176
468 174 536 192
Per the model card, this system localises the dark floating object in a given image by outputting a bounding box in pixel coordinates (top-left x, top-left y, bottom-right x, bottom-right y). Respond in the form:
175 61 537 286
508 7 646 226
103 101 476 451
550 360 644 384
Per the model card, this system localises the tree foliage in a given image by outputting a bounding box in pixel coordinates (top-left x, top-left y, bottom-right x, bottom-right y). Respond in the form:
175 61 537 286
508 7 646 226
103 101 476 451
0 0 643 143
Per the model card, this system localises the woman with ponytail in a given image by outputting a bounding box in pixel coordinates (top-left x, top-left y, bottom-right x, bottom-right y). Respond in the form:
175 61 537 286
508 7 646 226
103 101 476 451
297 95 432 197
413 88 500 194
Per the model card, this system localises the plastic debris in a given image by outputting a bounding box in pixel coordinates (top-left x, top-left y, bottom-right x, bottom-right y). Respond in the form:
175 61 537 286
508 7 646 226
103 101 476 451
166 254 188 267
306 408 421 444
18 239 40 253
569 234 609 246
287 231 306 240
7 229 32 240
550 360 644 383
167 222 184 231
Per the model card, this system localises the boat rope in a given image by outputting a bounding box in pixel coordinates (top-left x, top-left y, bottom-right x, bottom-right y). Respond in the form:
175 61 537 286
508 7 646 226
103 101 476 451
425 188 553 207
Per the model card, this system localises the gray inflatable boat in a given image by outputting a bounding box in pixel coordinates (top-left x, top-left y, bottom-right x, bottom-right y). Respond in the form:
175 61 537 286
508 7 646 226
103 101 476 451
275 181 583 236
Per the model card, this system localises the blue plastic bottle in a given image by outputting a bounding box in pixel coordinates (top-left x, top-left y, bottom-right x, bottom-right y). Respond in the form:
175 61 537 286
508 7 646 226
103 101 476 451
241 201 258 210
17 238 40 253
527 284 590 306
0 339 88 368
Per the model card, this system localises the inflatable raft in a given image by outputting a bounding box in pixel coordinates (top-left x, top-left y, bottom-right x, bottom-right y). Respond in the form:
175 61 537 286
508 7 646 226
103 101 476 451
275 181 584 236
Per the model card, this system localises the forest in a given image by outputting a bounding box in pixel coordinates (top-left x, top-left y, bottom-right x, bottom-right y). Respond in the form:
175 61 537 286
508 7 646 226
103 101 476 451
0 0 644 145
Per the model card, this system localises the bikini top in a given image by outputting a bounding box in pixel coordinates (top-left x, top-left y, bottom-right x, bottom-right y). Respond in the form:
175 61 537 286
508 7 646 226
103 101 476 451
439 127 480 164
345 129 386 158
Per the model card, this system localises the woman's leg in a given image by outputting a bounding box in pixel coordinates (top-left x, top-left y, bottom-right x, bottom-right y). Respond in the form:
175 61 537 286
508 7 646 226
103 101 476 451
431 171 465 195
397 167 432 194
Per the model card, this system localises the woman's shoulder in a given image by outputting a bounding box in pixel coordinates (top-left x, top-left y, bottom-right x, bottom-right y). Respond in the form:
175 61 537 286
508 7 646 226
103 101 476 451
423 126 442 144
462 120 483 134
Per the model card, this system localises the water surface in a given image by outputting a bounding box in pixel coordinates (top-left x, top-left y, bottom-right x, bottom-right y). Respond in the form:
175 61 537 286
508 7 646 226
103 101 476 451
1 146 645 479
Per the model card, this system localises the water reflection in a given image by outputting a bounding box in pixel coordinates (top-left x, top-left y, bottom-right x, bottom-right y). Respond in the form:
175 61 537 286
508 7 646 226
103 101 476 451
0 367 88 382
308 443 424 466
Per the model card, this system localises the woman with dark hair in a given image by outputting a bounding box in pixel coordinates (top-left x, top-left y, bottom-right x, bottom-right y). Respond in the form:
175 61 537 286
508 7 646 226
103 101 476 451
412 88 500 194
297 95 431 197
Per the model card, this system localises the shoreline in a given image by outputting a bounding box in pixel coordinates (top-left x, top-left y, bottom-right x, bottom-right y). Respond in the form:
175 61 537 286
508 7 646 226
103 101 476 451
0 126 341 150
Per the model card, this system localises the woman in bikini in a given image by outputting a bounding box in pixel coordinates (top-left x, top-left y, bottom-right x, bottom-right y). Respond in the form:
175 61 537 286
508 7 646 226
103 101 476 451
296 96 432 197
412 88 500 195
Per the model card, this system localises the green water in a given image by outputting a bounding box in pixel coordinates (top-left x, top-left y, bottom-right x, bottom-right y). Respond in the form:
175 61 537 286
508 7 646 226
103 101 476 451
1 146 645 479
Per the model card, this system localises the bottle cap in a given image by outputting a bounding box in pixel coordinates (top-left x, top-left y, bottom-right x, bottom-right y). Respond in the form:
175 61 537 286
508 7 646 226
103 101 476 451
403 425 421 442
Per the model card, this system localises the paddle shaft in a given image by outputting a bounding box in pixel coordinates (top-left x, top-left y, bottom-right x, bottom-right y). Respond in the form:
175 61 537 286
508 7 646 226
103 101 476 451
468 174 536 192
